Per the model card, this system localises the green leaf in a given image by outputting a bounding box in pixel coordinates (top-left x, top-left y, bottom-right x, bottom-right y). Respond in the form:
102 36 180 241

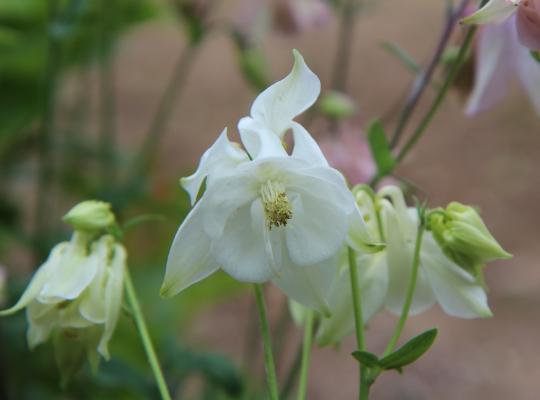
531 51 540 65
379 328 438 370
351 351 380 368
380 41 420 74
367 119 396 176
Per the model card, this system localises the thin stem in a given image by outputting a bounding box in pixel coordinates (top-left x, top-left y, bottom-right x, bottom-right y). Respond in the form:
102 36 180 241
383 220 425 356
136 44 198 176
348 247 369 400
124 267 172 400
331 0 361 92
279 341 303 400
296 310 314 400
389 0 471 149
254 284 279 400
394 26 476 165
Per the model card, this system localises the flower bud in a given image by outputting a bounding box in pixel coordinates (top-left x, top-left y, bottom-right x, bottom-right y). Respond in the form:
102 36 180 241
63 200 115 232
318 91 357 120
429 202 511 276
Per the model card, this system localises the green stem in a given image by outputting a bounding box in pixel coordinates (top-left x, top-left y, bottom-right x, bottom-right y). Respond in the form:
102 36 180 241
296 311 314 400
394 27 476 165
254 284 279 400
348 247 369 400
279 341 303 400
383 220 425 356
124 267 172 400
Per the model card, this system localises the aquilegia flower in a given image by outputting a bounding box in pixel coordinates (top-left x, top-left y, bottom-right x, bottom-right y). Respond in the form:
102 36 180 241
161 50 369 313
462 0 540 50
465 13 540 115
0 201 125 369
315 186 509 345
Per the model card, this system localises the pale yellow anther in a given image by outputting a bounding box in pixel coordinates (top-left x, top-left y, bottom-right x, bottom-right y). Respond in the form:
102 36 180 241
260 181 293 229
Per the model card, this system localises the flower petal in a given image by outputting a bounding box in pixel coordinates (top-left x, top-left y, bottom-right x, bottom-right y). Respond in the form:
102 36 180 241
285 193 348 266
38 233 98 304
238 117 288 159
515 34 540 115
383 205 436 315
316 251 388 346
461 0 519 25
212 200 276 283
465 19 515 116
181 128 249 205
249 49 320 137
290 122 328 167
26 302 57 349
516 2 540 50
0 243 68 316
98 244 126 359
421 236 492 318
272 251 336 315
160 201 219 297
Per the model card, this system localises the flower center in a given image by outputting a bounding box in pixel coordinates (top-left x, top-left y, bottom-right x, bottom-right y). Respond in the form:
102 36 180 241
260 181 292 229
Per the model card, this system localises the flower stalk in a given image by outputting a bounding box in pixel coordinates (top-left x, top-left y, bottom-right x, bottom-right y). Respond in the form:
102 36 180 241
124 266 172 400
254 284 279 400
296 309 314 400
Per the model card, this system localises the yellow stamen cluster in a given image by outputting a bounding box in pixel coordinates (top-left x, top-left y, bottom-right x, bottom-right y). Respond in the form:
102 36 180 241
260 181 293 229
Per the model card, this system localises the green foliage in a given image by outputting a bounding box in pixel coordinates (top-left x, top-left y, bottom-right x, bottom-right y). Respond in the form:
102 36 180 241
367 119 396 177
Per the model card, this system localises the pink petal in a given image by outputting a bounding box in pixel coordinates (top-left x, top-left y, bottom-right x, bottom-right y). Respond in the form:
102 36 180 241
516 0 540 49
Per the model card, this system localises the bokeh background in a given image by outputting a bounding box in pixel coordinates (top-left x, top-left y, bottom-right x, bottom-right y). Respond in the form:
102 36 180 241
1 0 539 399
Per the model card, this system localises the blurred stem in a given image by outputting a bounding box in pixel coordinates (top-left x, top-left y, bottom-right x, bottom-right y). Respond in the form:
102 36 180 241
348 246 369 400
394 26 476 165
296 310 314 400
135 44 198 177
371 25 477 187
98 0 117 192
389 0 471 149
280 341 303 399
124 267 172 400
383 220 425 356
254 284 279 400
34 0 61 262
331 0 362 92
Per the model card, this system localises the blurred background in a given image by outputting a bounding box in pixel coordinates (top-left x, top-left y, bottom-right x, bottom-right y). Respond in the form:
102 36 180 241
0 0 539 399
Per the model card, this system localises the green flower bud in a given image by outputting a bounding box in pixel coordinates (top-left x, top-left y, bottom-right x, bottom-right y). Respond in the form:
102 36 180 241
429 202 511 277
318 91 357 119
63 200 115 232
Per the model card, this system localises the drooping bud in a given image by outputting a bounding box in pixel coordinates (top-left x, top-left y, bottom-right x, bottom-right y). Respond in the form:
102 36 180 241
63 200 115 232
429 202 511 277
318 91 357 120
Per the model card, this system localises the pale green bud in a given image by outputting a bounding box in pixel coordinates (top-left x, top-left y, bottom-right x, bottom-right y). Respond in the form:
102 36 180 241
429 202 511 277
63 200 115 232
318 91 357 119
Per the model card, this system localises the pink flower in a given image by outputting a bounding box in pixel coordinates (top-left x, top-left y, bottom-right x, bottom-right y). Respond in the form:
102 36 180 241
466 14 540 116
319 128 376 185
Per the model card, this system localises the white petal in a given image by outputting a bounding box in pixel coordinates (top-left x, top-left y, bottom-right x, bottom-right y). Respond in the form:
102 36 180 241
26 302 57 349
272 252 336 315
465 19 516 115
285 193 348 266
161 201 219 297
316 251 388 346
212 200 276 283
461 0 518 25
422 236 492 318
290 122 328 167
238 117 288 159
181 128 249 205
250 49 320 137
0 243 68 316
38 233 98 304
347 204 376 252
515 36 540 115
98 244 126 359
383 206 436 316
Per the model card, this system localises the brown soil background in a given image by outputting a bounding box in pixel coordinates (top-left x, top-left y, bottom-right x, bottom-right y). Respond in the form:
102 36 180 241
82 0 540 398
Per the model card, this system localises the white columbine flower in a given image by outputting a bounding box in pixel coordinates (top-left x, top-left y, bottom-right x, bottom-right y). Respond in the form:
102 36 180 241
315 186 494 346
161 50 368 314
0 231 125 365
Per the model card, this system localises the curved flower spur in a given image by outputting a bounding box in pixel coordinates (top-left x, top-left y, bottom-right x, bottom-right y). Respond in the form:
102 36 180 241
161 50 371 314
